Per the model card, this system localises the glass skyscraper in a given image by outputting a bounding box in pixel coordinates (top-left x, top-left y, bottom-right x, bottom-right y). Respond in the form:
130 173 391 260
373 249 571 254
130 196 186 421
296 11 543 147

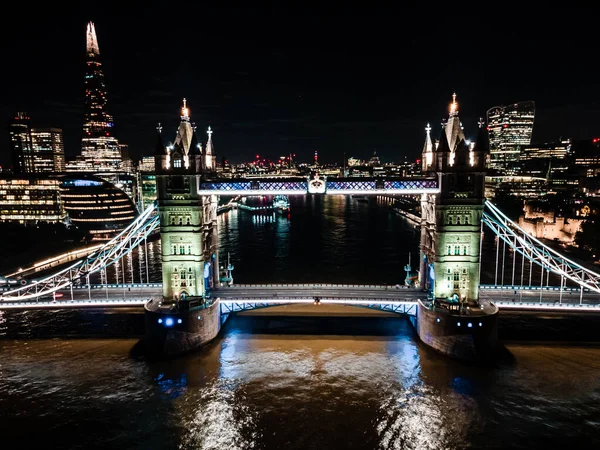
79 21 121 172
31 128 65 172
487 101 535 172
7 112 34 174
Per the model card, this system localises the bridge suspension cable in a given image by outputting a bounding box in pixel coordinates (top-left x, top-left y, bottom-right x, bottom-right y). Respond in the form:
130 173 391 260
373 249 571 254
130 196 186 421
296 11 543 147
482 200 600 294
0 204 159 301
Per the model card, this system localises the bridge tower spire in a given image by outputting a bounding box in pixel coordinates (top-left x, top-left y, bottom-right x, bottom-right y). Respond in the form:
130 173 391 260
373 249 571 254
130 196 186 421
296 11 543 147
421 123 434 172
440 136 486 304
419 97 489 306
154 101 215 302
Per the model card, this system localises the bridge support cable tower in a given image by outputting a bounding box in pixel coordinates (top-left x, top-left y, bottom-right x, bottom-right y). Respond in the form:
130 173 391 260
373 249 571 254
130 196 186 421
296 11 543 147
144 100 222 358
415 94 499 362
482 200 600 301
0 204 159 301
154 105 209 301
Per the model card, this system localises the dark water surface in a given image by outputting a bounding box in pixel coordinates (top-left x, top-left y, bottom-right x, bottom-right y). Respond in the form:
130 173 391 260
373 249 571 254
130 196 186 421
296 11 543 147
2 197 600 449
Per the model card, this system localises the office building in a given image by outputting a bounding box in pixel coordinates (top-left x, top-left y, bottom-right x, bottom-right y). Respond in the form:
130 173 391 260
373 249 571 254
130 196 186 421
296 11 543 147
487 101 535 172
0 175 66 223
31 128 66 172
7 112 34 174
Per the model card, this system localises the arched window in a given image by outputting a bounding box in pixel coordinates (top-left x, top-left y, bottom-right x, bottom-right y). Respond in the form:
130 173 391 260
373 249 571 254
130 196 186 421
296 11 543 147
186 216 191 225
464 215 469 225
456 216 461 225
447 245 452 255
454 245 460 255
172 245 177 255
448 216 453 225
179 245 185 255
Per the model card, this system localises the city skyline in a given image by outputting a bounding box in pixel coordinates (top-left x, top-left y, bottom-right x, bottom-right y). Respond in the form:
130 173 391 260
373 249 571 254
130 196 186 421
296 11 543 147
2 8 600 168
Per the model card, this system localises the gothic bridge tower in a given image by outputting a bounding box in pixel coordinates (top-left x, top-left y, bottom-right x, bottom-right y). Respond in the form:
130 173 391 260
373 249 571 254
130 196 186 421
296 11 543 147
154 99 220 302
419 94 488 305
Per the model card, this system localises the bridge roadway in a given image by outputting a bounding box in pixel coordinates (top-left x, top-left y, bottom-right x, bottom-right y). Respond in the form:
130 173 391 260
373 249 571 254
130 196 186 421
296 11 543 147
0 284 425 310
0 284 599 312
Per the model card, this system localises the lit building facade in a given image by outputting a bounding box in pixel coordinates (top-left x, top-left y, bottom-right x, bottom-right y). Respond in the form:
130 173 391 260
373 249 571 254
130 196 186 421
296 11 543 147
79 22 122 172
155 100 220 300
7 112 34 174
60 174 137 240
0 175 66 223
521 138 571 161
138 156 157 211
31 128 65 172
487 101 535 173
419 94 488 303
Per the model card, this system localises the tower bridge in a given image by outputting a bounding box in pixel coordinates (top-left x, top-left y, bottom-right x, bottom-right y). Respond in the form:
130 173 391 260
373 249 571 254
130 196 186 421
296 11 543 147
2 95 600 362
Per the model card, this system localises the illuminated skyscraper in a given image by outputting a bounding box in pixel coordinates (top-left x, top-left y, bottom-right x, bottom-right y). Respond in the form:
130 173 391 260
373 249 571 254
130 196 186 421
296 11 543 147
31 128 65 172
80 21 121 172
487 101 535 172
7 112 34 174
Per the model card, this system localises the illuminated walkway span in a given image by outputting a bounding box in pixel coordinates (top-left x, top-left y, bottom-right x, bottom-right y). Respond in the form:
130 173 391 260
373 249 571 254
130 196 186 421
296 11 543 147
482 201 600 298
3 200 600 311
197 177 439 196
0 204 159 301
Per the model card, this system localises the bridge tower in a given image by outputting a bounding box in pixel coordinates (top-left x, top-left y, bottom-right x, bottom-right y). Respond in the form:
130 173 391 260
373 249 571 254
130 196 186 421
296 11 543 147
154 99 217 301
420 94 488 305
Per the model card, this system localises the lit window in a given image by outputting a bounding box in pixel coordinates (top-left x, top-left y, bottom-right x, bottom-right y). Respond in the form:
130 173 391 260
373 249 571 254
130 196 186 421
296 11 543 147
174 159 182 168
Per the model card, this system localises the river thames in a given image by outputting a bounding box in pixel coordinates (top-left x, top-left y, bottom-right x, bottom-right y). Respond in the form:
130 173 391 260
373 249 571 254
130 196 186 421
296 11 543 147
1 196 600 449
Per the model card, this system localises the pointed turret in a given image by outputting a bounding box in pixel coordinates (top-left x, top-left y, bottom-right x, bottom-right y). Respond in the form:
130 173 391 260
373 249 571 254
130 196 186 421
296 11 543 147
204 126 216 172
86 22 100 56
422 123 434 172
445 92 466 153
154 123 171 172
435 126 451 170
154 123 166 155
188 129 202 156
187 128 203 173
454 138 471 168
174 98 194 154
472 118 489 170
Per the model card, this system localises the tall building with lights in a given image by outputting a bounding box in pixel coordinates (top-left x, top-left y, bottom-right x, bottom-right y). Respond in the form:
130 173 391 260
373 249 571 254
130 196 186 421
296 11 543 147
31 128 65 172
7 112 34 174
79 21 121 172
487 101 535 173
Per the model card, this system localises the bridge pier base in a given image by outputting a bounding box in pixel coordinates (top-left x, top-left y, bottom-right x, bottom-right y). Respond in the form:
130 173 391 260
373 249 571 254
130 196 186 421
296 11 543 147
414 299 500 362
141 298 222 358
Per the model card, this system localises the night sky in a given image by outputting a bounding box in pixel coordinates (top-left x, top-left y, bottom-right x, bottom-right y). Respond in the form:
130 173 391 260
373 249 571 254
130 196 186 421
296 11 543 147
2 6 600 167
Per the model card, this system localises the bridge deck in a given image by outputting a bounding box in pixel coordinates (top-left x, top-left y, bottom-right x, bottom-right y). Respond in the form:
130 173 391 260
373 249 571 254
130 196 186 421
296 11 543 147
1 284 599 312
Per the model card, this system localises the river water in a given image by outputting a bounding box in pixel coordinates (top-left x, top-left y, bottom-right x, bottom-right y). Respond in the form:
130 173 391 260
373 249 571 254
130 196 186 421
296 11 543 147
2 196 600 449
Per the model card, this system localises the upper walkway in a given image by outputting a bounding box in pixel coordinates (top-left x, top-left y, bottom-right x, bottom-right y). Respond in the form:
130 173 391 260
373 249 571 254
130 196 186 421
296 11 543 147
197 176 439 196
